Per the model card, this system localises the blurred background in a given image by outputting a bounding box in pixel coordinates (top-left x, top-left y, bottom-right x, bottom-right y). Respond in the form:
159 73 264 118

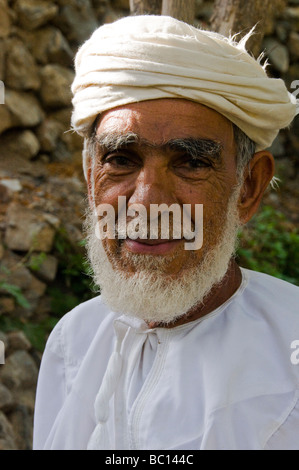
0 0 298 450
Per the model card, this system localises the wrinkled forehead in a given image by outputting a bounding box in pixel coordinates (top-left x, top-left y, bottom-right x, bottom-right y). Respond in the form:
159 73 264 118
95 99 236 150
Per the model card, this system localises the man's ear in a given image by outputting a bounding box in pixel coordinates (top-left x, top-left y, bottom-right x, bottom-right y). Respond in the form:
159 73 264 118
238 150 275 224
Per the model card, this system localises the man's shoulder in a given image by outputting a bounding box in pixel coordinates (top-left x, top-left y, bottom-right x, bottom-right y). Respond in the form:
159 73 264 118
44 295 117 362
243 268 299 298
240 267 298 321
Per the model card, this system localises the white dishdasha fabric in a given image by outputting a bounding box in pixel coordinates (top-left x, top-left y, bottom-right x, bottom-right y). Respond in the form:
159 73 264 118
33 269 299 450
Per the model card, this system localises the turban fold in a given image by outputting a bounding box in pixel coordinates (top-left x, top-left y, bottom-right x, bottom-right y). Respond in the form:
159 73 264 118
71 15 298 159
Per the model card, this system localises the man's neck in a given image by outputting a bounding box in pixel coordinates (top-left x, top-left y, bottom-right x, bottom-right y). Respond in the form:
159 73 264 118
147 260 242 329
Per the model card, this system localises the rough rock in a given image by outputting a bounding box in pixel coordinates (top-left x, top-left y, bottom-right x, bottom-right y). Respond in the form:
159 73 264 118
285 6 299 20
5 89 44 127
5 38 40 91
6 331 31 353
36 118 65 152
288 31 299 57
0 130 40 160
0 183 12 203
0 383 14 411
4 202 57 252
0 410 16 450
0 251 47 317
29 26 74 66
0 242 4 259
0 178 22 192
15 0 58 31
9 405 33 450
0 0 12 38
0 332 8 350
53 0 98 44
28 253 58 282
0 297 15 315
0 350 38 390
0 251 36 291
0 38 6 80
40 64 74 109
263 37 290 73
0 106 14 135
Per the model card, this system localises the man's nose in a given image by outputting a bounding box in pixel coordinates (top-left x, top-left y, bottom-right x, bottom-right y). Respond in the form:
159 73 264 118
127 166 176 208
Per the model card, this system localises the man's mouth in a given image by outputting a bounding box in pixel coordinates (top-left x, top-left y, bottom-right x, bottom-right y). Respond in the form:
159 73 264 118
124 237 182 254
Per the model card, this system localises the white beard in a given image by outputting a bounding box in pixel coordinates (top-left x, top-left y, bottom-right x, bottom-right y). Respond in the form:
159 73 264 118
84 188 242 325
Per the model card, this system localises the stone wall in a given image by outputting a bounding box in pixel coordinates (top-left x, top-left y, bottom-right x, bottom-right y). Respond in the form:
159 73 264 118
0 0 298 450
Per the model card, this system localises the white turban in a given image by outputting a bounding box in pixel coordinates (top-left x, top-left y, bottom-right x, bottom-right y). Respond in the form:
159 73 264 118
71 15 298 169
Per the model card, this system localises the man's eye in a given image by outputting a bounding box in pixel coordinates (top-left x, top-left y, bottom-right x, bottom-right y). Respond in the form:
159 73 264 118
186 158 211 169
104 154 135 167
179 156 212 170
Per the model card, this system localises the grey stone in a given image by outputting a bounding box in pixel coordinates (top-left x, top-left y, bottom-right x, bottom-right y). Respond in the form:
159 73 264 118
9 405 33 450
5 38 40 91
4 202 57 252
53 0 98 44
0 251 46 315
0 296 15 314
49 107 72 127
93 0 109 18
5 89 44 127
0 383 14 411
7 331 31 353
111 0 130 9
275 21 291 43
15 0 58 30
0 331 8 350
263 37 289 73
61 128 84 152
0 179 22 192
0 130 40 160
0 410 17 450
0 38 6 81
0 251 33 291
0 350 38 390
0 0 12 38
0 106 14 135
40 64 74 109
30 26 73 66
10 388 36 411
36 118 65 152
285 6 299 19
289 31 299 58
0 183 13 203
28 253 58 282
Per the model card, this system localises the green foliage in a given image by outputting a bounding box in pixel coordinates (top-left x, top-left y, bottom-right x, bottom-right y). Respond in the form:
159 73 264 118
47 227 96 317
0 281 30 309
0 227 96 351
26 252 47 272
0 315 58 351
237 205 299 286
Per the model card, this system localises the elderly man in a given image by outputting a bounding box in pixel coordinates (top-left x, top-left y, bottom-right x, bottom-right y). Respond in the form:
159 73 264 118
33 15 299 450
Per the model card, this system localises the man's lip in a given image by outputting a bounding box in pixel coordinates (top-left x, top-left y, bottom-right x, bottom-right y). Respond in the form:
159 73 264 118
130 238 179 245
124 238 182 254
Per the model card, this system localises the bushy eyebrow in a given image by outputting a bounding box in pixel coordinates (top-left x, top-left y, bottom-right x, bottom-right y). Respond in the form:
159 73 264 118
165 138 222 159
94 131 139 152
94 132 223 159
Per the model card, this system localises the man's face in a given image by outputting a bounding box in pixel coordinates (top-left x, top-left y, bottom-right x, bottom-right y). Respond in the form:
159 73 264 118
86 99 242 324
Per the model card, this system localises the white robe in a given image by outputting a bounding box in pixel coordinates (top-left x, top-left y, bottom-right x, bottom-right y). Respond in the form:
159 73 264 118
33 268 299 450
